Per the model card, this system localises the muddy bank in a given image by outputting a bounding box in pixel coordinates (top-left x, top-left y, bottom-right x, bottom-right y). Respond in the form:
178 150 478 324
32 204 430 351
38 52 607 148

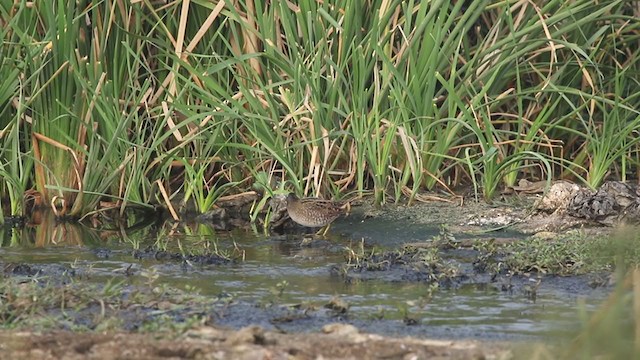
360 181 640 236
0 327 511 360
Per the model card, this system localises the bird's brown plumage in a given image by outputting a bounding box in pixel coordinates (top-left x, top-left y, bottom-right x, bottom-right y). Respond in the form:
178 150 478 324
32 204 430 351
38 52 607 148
285 193 347 228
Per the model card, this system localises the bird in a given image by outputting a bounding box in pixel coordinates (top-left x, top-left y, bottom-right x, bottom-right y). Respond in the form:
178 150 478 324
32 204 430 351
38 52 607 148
285 193 349 235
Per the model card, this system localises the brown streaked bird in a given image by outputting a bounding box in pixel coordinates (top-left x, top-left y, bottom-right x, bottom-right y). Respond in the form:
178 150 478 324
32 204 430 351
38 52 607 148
285 193 348 234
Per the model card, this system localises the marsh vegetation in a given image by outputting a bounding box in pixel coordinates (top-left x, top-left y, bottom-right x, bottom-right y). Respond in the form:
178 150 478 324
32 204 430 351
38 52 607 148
2 1 640 358
1 0 639 222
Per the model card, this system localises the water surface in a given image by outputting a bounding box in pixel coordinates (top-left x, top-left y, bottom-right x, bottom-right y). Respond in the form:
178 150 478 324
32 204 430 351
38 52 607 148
0 212 608 340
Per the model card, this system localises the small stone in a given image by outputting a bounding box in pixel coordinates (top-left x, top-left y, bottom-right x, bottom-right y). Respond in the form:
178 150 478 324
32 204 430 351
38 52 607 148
321 323 359 337
535 181 580 212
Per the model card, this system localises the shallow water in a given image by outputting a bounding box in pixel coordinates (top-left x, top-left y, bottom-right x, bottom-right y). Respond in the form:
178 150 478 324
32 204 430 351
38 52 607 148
0 211 608 340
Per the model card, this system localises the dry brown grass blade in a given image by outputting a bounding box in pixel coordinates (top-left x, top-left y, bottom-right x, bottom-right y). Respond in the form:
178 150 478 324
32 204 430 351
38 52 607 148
526 0 557 95
175 0 190 60
187 1 225 54
243 0 262 77
166 0 191 99
225 0 261 88
304 116 320 196
396 123 420 183
162 101 183 142
401 186 458 204
31 132 48 201
334 142 357 191
156 179 179 221
152 0 225 104
319 127 334 192
216 191 258 206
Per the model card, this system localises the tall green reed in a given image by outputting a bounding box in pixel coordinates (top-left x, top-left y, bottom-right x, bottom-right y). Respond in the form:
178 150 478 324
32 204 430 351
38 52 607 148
1 0 639 221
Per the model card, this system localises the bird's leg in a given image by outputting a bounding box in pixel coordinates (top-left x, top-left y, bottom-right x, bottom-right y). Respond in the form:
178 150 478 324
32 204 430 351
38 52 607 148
343 202 351 215
316 224 332 236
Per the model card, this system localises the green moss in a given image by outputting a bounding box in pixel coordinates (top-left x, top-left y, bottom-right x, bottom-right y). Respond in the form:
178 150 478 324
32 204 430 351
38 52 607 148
0 278 216 334
502 229 640 276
